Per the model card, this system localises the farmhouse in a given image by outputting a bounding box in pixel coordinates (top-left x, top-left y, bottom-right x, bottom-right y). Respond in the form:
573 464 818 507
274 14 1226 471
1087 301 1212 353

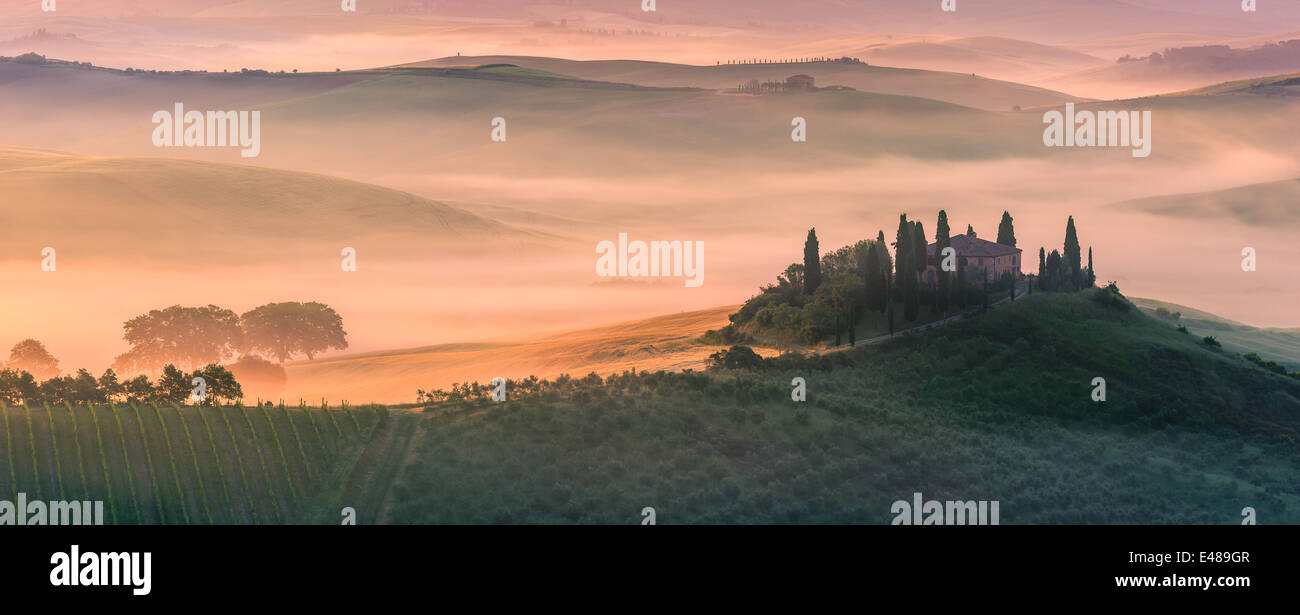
786 74 815 90
923 234 1022 283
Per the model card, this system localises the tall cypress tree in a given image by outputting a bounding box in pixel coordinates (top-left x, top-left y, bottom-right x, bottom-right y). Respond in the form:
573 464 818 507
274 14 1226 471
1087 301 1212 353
996 211 1016 247
864 238 881 313
894 214 909 292
912 221 927 318
1038 247 1046 292
935 211 951 313
903 221 921 322
912 221 927 279
1063 216 1081 289
1087 247 1096 286
804 228 822 295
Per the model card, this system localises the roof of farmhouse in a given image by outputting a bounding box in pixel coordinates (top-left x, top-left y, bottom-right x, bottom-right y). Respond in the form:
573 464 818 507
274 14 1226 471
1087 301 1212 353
926 234 1022 258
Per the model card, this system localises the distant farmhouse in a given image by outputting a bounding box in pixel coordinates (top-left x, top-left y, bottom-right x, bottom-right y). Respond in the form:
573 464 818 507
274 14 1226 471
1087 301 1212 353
786 74 815 90
924 234 1022 284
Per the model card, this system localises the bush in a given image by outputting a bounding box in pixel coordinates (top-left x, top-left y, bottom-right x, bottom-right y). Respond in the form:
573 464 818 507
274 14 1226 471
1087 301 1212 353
1202 336 1221 348
708 346 764 370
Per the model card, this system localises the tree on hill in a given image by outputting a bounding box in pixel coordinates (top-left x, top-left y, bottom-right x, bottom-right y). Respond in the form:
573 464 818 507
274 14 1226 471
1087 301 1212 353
240 301 349 363
803 228 822 295
912 220 927 280
894 214 910 291
8 339 59 380
935 211 951 313
902 221 920 322
997 211 1016 247
864 237 885 317
1087 247 1096 287
1042 249 1065 291
1064 216 1081 289
1038 247 1046 280
113 305 242 373
966 224 976 238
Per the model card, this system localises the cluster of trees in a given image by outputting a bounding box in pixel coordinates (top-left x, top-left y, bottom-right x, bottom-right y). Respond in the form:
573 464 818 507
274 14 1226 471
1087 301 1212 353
0 362 242 406
112 301 347 373
0 299 336 405
1034 216 1096 292
729 210 1015 345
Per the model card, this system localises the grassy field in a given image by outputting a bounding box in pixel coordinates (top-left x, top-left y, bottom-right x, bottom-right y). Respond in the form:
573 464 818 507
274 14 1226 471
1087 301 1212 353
0 402 404 524
389 288 1300 524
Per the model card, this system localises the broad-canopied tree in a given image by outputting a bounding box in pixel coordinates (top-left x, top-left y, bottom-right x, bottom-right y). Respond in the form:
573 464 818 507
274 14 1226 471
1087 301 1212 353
8 339 59 380
240 301 348 363
113 305 242 373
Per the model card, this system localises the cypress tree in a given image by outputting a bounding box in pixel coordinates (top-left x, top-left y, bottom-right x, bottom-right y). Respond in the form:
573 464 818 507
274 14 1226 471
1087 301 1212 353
804 228 822 295
912 220 927 279
894 214 909 292
1087 247 1096 286
996 211 1016 247
864 238 881 313
936 211 951 313
1063 216 1081 289
966 224 976 238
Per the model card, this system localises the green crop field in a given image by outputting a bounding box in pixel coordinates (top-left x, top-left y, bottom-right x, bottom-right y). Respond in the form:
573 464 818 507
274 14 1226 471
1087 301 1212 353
0 402 404 524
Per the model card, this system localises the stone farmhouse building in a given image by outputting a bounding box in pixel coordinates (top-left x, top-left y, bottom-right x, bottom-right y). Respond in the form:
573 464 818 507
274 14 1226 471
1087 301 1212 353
923 234 1022 284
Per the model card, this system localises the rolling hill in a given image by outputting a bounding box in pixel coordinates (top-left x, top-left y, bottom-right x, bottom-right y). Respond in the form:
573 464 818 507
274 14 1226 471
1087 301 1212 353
0 147 539 265
400 55 1085 111
8 289 1296 523
1132 297 1300 370
389 288 1300 523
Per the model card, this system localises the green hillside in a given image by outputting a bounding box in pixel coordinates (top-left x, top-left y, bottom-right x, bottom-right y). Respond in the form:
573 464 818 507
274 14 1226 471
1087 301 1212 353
0 402 405 524
1132 297 1300 370
6 291 1297 524
390 288 1300 524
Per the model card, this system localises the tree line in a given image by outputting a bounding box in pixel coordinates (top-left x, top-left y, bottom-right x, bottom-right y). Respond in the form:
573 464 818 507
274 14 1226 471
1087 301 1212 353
0 356 242 406
0 300 346 405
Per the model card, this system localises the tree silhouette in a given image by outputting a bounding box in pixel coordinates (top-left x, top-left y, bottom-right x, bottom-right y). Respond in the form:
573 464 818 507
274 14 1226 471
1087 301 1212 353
113 305 242 373
997 211 1016 247
8 339 59 380
240 301 348 363
803 229 822 295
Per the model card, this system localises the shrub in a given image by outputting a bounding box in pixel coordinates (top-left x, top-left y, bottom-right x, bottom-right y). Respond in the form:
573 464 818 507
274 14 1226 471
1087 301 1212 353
708 346 764 370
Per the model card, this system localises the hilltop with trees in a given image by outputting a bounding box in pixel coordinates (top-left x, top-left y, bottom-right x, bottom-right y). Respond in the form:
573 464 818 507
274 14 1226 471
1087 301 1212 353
723 211 1048 347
